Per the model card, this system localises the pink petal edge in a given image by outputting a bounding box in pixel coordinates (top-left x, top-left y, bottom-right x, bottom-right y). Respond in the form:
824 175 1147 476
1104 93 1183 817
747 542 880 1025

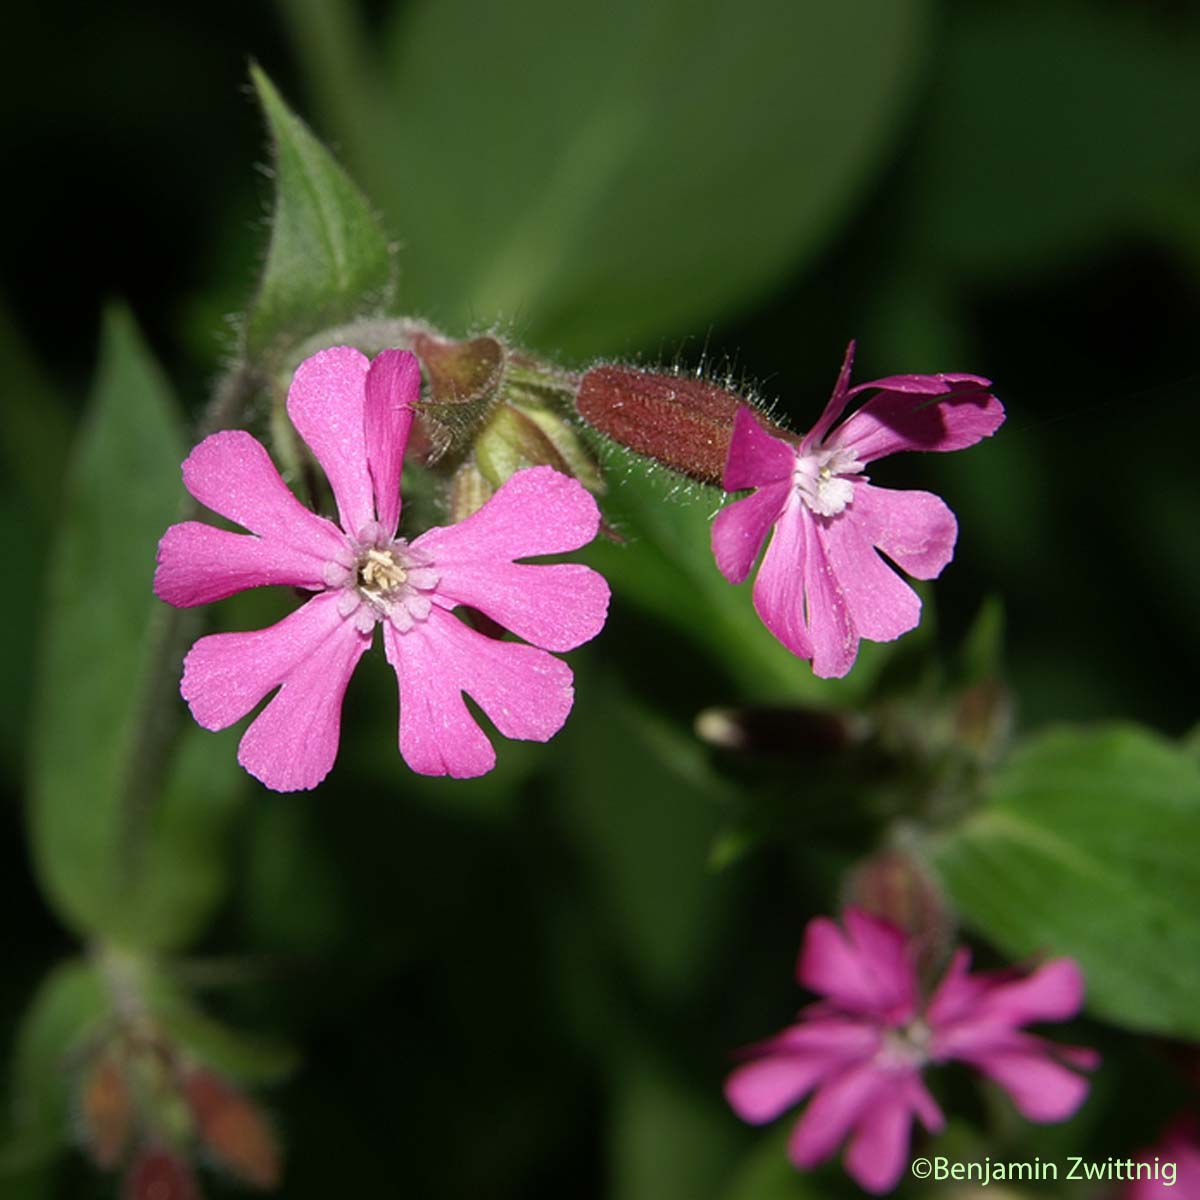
363 349 419 539
285 346 375 537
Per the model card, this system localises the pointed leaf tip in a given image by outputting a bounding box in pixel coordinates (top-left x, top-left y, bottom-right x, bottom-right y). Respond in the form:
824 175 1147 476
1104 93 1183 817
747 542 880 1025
244 67 393 364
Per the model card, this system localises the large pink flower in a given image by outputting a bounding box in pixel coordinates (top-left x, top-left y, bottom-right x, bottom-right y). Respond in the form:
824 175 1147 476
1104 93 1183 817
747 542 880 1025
155 346 610 791
725 909 1097 1195
711 343 1004 677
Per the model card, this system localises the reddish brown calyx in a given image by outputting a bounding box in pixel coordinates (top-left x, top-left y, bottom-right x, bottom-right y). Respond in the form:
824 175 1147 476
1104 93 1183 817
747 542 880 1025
183 1070 282 1190
409 331 505 461
576 365 781 487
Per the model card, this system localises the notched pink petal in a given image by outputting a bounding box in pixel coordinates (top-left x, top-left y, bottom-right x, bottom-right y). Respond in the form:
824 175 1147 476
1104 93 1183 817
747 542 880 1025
155 521 328 607
181 591 349 731
413 466 600 564
800 340 857 451
799 913 913 1018
286 346 374 536
821 511 922 644
751 498 813 661
802 521 859 679
787 1063 883 1169
725 1056 835 1126
966 1049 1093 1123
723 406 796 491
237 617 370 792
364 349 419 539
180 430 347 560
711 482 789 584
846 371 991 398
851 484 957 581
385 608 575 778
924 948 981 1027
973 958 1086 1027
432 561 610 653
842 1089 918 1195
830 380 1005 464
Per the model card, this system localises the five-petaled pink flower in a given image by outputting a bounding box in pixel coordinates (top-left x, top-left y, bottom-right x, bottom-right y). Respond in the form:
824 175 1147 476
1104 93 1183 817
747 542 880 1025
711 343 1004 678
155 346 610 791
725 909 1097 1195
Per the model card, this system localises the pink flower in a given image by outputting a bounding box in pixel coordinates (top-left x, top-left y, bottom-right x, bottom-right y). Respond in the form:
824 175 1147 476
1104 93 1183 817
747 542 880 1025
725 909 1097 1195
1127 1116 1200 1198
155 346 610 791
711 343 1004 677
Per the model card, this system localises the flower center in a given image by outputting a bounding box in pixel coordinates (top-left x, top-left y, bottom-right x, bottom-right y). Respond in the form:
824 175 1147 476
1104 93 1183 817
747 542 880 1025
880 1018 932 1068
793 445 862 517
325 531 440 635
357 547 409 603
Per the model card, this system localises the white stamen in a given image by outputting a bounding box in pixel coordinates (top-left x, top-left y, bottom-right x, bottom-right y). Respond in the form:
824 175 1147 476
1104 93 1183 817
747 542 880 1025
792 445 863 516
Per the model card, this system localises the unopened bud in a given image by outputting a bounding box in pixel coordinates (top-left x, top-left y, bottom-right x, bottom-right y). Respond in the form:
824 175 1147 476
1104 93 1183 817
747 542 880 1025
410 332 505 459
695 704 870 756
954 680 1012 762
184 1071 281 1190
577 365 775 485
448 461 495 523
474 404 574 489
123 1147 200 1200
843 850 951 975
79 1054 132 1169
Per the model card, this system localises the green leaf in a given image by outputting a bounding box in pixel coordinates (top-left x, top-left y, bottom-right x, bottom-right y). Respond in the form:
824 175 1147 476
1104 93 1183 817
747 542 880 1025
351 0 930 354
155 1005 298 1086
243 65 394 364
28 308 243 950
586 446 888 704
4 960 108 1166
910 5 1200 277
933 724 1200 1039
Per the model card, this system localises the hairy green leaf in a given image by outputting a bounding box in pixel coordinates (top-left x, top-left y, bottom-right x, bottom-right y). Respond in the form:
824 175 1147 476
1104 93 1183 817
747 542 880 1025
244 66 394 364
28 308 243 950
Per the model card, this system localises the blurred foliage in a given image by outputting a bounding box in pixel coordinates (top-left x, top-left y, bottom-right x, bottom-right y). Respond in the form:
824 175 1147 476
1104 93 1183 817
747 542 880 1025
3 0 1200 1197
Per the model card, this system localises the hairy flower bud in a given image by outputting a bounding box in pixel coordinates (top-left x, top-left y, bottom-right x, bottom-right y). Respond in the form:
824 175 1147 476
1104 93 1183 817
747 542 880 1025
123 1147 200 1200
79 1054 132 1169
184 1071 282 1190
843 849 951 975
694 704 870 756
576 365 778 485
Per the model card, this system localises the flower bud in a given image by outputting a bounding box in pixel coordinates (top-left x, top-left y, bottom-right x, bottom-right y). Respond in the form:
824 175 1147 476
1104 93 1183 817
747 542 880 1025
576 365 777 486
448 461 495 523
694 704 870 756
474 404 574 489
79 1054 132 1169
843 849 951 976
409 331 505 460
122 1147 200 1200
954 680 1012 762
184 1070 281 1190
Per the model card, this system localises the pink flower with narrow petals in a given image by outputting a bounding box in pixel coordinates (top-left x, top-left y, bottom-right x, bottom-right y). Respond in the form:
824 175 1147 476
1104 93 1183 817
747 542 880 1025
1127 1116 1200 1198
711 343 1004 677
725 909 1097 1195
155 346 610 791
